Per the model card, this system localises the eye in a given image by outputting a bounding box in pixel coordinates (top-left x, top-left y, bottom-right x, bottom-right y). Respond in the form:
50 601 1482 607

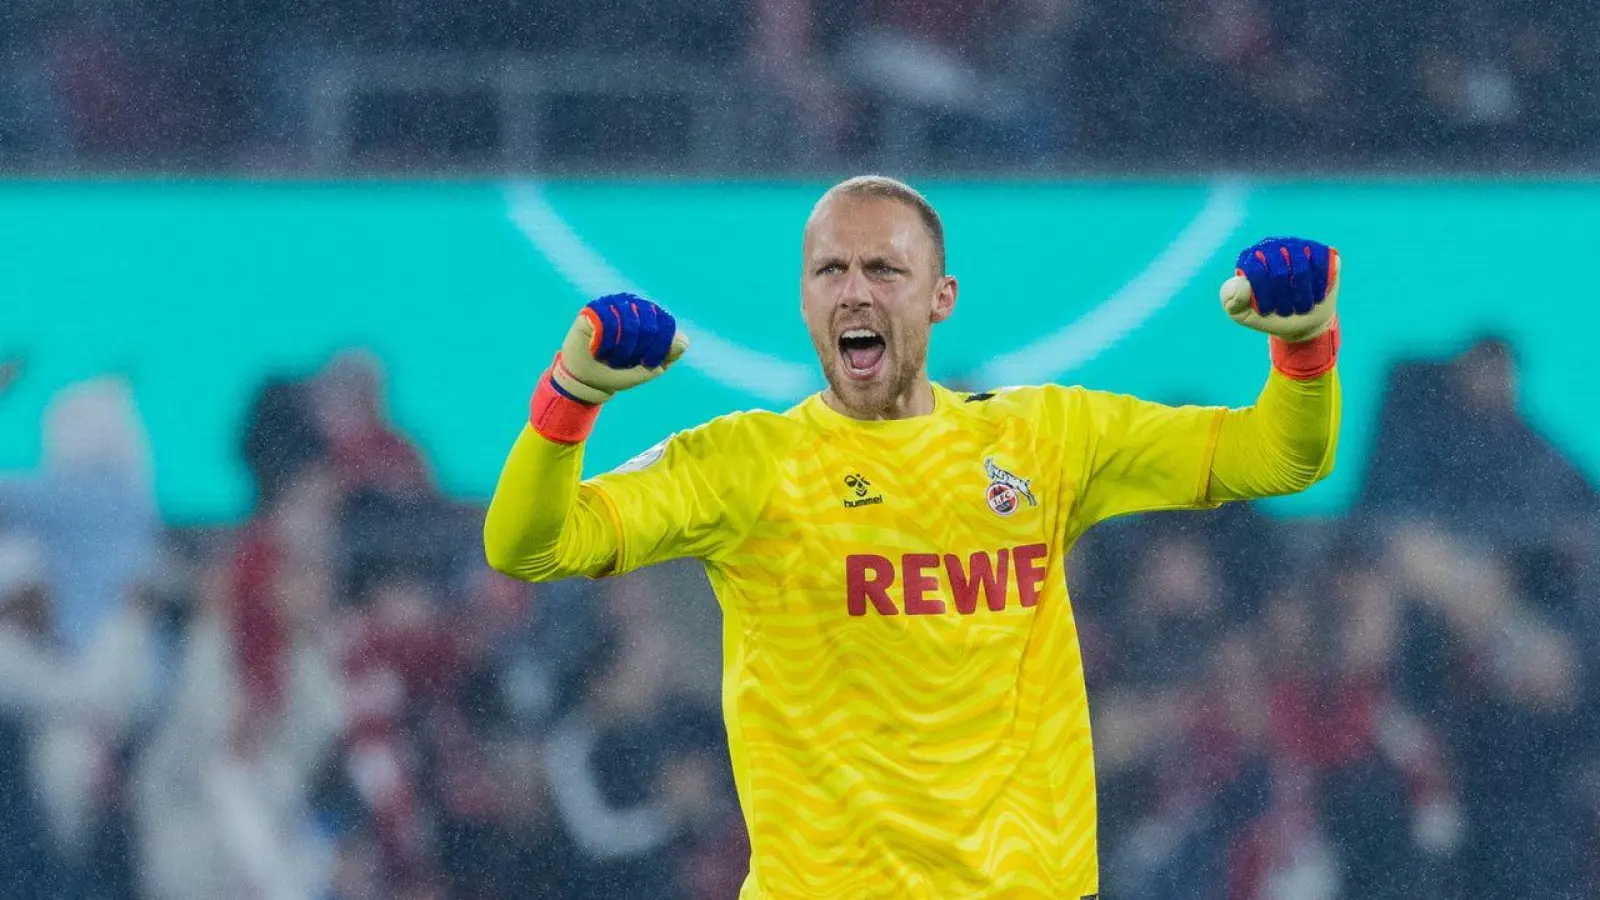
816 262 844 276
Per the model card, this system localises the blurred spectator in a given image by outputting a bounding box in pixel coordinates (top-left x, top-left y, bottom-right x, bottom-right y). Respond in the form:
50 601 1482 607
985 0 1081 160
476 569 605 737
746 0 851 167
1253 562 1453 898
1104 629 1276 899
1390 523 1590 897
337 570 462 879
0 534 156 898
133 465 345 900
241 377 328 510
312 351 432 498
543 583 734 900
1362 336 1598 542
1113 527 1236 688
0 376 160 655
0 536 71 899
831 0 1075 166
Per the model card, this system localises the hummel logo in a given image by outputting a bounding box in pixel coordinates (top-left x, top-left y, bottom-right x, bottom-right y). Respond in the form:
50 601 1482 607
843 473 883 508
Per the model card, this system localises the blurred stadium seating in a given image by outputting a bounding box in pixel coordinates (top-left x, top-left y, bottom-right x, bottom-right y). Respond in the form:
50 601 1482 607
3 2 1600 899
2 1 1598 173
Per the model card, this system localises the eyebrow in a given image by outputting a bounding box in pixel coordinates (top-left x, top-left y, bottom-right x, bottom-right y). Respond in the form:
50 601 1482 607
810 254 909 273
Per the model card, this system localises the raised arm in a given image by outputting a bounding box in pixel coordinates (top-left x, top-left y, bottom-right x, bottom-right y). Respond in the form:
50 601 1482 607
1207 364 1339 502
1209 237 1342 501
1066 237 1342 532
483 427 622 581
483 293 688 582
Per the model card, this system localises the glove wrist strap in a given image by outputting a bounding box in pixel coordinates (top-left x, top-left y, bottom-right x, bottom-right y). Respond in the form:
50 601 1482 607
530 366 601 443
1270 317 1340 379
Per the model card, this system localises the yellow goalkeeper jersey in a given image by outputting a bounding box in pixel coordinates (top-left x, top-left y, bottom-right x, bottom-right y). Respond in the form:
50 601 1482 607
485 373 1339 899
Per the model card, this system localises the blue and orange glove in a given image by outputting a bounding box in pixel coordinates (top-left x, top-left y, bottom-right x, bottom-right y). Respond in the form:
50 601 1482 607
530 293 689 443
1220 237 1340 377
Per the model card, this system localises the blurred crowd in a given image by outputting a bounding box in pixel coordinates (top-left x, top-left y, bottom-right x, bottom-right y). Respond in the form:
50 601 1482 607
0 353 742 900
1 0 1597 172
1078 337 1600 898
1 333 1598 899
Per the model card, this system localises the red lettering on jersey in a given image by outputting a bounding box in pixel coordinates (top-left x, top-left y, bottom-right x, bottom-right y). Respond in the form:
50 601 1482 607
846 554 898 616
1014 542 1048 607
944 550 1010 614
901 554 945 615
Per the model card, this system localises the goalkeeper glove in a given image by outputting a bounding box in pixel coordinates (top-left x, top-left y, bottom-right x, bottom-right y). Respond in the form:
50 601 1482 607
529 293 689 443
1221 236 1340 378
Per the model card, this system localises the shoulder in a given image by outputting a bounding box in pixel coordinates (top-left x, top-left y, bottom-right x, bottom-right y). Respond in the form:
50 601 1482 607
609 407 804 476
946 383 1084 423
947 384 1148 448
689 407 805 450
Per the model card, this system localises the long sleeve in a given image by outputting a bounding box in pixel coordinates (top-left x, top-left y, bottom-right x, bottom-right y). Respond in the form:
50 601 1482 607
1206 367 1341 502
483 426 623 582
484 411 790 583
1062 351 1340 537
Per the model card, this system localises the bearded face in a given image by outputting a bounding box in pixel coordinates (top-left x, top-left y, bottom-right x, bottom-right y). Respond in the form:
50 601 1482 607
800 194 955 419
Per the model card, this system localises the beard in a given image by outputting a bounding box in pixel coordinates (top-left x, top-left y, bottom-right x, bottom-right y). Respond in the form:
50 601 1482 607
819 335 929 420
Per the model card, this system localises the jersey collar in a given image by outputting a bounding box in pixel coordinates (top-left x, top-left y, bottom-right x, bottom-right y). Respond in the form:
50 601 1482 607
801 383 956 434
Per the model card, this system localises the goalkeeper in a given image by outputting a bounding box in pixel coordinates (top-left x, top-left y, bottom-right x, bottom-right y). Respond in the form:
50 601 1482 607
485 176 1340 899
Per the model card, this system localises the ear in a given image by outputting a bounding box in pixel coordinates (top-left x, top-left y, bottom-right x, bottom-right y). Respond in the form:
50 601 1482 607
930 276 958 324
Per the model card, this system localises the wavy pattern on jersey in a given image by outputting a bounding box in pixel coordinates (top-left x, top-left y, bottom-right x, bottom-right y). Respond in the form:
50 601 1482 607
715 389 1101 898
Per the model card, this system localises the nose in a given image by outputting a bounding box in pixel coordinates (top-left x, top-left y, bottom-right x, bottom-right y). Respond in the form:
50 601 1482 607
839 265 872 310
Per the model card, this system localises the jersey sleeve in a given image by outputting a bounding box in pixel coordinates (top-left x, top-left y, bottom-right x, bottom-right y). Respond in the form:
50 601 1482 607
1057 364 1341 535
1207 368 1340 502
1061 387 1226 535
484 428 626 581
585 411 788 576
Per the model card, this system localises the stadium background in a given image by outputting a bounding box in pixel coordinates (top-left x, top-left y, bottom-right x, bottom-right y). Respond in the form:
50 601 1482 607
2 2 1599 898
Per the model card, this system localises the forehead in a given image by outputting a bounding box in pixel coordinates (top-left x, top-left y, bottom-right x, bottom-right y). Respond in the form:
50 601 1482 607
803 195 930 262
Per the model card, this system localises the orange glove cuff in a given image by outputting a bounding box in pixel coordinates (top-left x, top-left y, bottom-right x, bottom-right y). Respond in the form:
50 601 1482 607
1270 317 1340 379
529 367 601 443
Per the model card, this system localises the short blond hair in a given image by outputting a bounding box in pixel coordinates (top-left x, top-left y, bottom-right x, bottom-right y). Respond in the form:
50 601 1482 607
820 175 946 276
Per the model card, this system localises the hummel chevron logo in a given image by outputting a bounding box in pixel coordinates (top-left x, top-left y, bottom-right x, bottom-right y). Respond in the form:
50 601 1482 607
843 473 883 508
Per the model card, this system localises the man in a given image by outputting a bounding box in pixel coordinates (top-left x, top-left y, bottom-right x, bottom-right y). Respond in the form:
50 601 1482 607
485 176 1341 898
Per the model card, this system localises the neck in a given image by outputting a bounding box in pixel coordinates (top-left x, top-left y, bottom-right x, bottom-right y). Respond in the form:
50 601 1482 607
822 374 936 420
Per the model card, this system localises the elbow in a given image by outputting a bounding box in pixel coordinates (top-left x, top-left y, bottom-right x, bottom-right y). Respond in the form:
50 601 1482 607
1283 466 1326 495
482 495 545 581
482 537 522 580
484 542 564 583
483 520 544 582
483 536 547 583
1312 449 1337 488
1284 441 1337 494
483 525 570 584
481 507 517 577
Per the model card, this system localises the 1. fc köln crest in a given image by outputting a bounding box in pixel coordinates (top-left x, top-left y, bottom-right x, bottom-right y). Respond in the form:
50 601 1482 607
983 457 1037 516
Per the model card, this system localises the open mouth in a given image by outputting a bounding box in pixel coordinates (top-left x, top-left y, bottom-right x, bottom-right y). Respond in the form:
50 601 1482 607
838 328 887 380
